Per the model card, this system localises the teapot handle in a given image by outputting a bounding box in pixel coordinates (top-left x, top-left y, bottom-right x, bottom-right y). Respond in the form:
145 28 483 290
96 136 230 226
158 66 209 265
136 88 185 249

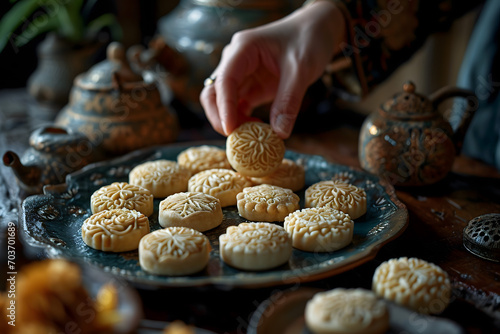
429 86 478 153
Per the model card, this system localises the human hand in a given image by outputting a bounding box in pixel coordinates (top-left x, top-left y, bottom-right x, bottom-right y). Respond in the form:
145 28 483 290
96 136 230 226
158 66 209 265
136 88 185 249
200 1 346 139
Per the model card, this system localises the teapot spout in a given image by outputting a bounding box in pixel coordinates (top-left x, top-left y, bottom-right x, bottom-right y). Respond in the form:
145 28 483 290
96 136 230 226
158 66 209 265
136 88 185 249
430 87 478 153
3 151 42 191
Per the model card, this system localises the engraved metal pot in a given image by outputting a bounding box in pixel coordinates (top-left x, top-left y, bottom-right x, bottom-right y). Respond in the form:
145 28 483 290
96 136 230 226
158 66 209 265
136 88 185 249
55 42 179 156
358 81 477 186
2 125 105 194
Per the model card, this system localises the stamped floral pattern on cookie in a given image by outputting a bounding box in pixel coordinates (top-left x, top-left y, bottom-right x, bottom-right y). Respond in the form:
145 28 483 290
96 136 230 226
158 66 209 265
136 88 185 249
305 180 367 219
250 158 305 191
129 160 191 198
226 122 285 177
372 257 451 314
237 184 300 222
284 207 354 252
91 182 153 216
81 209 150 252
158 192 223 231
188 168 253 207
305 288 389 334
219 222 292 270
177 145 232 174
139 227 211 276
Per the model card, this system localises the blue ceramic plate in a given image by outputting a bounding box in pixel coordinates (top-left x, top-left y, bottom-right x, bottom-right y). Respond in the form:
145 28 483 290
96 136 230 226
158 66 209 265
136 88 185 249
21 142 408 288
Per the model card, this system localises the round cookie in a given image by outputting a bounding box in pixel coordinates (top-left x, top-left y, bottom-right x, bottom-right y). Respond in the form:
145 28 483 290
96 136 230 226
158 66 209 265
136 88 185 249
372 257 451 314
237 184 300 222
250 158 305 192
177 145 232 174
219 222 292 271
305 288 389 334
81 209 150 252
158 192 223 232
129 159 191 198
139 227 211 276
90 182 154 217
284 207 354 252
305 180 367 219
188 168 253 207
226 122 285 177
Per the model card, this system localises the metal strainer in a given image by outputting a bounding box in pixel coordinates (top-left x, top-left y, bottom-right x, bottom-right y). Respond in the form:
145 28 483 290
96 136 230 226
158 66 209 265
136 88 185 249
463 213 500 262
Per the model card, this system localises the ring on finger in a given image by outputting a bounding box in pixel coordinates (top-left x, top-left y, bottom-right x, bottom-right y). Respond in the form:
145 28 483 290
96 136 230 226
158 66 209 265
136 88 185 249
204 75 217 87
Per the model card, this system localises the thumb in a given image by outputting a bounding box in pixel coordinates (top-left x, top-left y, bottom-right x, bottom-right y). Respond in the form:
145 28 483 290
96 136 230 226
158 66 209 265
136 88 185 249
270 66 308 139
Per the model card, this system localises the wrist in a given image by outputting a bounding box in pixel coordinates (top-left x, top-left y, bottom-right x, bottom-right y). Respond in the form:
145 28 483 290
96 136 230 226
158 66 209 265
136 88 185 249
301 0 347 57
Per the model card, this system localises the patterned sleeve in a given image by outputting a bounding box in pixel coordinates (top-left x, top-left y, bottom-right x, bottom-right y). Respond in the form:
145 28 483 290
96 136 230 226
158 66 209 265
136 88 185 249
315 0 484 98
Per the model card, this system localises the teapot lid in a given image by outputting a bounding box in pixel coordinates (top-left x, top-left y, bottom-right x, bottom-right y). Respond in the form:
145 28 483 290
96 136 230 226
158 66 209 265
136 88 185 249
380 81 434 119
76 42 145 89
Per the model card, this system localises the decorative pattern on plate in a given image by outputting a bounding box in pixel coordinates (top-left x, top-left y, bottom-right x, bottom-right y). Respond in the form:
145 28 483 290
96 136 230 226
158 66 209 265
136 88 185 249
139 227 211 276
129 160 191 198
219 222 292 271
177 145 232 174
237 184 300 222
305 288 389 334
305 180 367 219
250 158 305 192
81 209 150 252
188 168 253 207
226 122 285 177
372 257 451 314
91 182 154 217
158 192 223 232
37 204 59 221
284 207 354 252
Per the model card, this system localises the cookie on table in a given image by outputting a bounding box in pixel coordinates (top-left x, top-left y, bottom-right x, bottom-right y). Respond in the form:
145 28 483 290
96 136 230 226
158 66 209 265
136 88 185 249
158 192 223 232
226 122 285 177
284 207 354 252
81 209 150 252
219 222 292 271
305 180 367 219
305 288 389 334
237 184 300 222
372 257 451 314
129 159 191 198
90 182 154 217
139 227 211 276
250 158 305 192
177 145 232 174
188 168 253 207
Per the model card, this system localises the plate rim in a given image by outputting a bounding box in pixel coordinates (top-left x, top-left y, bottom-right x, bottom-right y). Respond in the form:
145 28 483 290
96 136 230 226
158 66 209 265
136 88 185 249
21 141 409 289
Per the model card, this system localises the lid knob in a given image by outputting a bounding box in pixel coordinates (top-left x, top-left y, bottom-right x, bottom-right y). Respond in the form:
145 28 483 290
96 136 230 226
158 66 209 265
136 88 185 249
403 81 416 94
107 41 127 64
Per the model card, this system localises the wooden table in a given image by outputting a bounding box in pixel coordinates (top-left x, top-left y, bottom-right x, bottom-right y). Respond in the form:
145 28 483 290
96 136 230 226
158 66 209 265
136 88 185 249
1 89 499 333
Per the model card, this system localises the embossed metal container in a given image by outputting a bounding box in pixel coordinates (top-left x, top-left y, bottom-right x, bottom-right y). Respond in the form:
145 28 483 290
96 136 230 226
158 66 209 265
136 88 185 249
56 42 179 156
358 81 477 186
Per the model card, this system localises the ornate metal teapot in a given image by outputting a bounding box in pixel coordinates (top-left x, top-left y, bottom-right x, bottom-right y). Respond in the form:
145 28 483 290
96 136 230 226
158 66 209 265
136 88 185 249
358 81 477 186
55 42 179 155
3 126 105 194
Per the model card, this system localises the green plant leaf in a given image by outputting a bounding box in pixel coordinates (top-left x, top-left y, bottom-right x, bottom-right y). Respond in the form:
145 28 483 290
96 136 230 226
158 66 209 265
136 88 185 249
11 13 59 49
86 13 122 42
0 0 44 52
54 3 84 42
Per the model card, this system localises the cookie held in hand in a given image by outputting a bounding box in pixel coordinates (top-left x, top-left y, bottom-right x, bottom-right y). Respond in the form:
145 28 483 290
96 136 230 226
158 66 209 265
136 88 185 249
226 122 285 177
